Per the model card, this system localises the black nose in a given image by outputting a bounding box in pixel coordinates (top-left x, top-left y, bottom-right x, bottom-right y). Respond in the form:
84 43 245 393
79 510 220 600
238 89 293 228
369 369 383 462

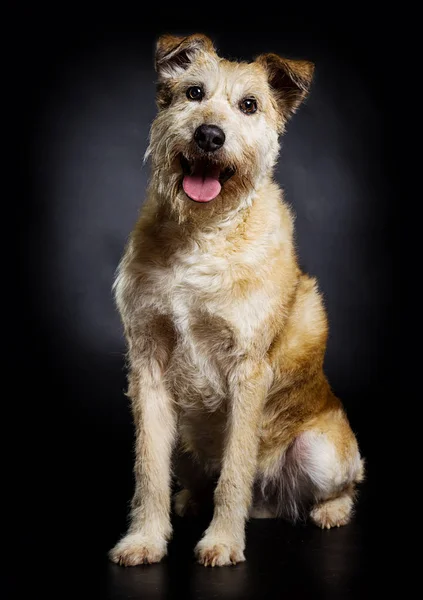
194 124 225 152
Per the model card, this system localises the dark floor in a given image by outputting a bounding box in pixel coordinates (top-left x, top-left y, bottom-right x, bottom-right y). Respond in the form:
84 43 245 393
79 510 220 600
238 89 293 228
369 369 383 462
9 350 375 600
8 351 375 600
57 486 370 600
8 470 372 600
106 504 370 599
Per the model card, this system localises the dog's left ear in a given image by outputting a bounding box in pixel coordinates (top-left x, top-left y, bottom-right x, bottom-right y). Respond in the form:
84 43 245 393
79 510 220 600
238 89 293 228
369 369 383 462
155 34 216 80
256 53 314 120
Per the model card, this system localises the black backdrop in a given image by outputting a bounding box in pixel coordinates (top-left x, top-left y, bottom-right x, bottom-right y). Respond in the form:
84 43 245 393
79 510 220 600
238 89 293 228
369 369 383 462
13 18 397 598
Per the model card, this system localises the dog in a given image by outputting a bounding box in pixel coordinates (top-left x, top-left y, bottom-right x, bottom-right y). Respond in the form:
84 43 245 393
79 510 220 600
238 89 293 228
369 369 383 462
109 33 364 568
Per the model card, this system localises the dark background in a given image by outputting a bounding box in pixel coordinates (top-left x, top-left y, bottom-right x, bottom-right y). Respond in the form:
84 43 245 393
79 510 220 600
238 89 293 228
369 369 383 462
11 16 397 599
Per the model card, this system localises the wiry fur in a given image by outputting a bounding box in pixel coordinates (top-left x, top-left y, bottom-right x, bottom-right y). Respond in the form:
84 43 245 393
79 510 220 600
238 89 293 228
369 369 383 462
109 34 364 568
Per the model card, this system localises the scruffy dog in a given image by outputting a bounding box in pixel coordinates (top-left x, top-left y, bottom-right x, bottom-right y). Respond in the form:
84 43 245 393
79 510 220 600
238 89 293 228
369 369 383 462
109 34 364 568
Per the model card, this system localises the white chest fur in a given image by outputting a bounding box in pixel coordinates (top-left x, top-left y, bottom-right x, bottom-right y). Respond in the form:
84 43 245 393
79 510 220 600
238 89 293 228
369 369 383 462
141 244 269 411
116 222 282 411
163 244 272 348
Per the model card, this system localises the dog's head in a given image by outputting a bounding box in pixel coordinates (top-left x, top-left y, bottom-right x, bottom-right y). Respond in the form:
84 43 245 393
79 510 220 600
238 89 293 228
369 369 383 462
147 34 314 221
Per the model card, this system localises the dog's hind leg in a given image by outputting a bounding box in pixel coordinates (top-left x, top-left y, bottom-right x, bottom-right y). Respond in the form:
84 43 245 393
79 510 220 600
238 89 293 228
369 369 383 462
310 487 355 529
303 419 364 529
174 488 197 517
173 448 216 517
300 423 363 527
249 502 277 519
258 408 364 527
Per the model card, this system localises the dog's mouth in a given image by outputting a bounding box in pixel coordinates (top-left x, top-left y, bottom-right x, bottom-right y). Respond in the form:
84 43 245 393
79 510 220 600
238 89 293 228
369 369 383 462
180 155 235 203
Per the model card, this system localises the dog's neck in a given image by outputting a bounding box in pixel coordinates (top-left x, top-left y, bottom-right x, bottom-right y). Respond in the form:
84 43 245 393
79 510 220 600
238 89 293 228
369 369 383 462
139 174 283 261
149 173 276 237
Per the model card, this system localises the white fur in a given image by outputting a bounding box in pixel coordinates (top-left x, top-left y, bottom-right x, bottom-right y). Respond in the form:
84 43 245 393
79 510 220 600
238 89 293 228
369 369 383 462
258 428 362 521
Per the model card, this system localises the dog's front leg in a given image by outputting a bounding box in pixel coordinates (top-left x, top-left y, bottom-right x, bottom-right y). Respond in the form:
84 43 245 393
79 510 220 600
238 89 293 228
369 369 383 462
195 359 272 567
109 349 176 566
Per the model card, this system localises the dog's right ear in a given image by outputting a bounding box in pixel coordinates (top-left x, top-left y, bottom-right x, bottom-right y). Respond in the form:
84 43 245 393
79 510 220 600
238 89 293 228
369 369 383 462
154 34 216 110
155 34 215 80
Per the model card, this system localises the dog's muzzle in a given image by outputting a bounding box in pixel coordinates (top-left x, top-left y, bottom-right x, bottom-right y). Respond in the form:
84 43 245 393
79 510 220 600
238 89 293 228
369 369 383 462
180 123 234 203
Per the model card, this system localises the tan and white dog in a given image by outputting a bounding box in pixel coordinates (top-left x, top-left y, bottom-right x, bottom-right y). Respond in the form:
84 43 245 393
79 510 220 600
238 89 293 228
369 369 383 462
109 33 364 568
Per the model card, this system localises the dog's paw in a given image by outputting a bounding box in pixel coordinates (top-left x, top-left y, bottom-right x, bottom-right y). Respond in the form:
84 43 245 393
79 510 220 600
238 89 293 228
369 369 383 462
109 533 167 566
195 536 245 567
173 488 198 517
310 494 353 529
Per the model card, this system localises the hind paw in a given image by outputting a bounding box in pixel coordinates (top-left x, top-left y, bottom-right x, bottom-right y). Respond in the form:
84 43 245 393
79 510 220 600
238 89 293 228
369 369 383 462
310 494 353 529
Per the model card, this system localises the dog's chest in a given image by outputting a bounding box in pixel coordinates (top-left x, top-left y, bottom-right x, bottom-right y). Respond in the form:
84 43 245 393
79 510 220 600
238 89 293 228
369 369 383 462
146 249 268 410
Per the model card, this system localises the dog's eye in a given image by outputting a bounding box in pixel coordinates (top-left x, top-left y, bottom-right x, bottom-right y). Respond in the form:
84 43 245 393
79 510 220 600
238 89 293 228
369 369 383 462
186 86 204 101
239 97 258 115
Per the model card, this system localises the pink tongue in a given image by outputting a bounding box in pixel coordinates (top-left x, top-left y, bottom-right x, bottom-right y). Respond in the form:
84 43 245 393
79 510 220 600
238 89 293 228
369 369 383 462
183 163 221 202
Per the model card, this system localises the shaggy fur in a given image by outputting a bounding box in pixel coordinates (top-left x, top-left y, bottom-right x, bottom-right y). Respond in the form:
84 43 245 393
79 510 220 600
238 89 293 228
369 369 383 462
109 33 364 568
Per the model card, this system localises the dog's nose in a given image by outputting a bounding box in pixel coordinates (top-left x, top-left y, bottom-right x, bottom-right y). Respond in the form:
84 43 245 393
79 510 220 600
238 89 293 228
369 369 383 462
194 124 225 152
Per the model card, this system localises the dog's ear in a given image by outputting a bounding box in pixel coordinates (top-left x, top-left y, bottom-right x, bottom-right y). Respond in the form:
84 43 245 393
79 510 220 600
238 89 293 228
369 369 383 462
256 53 314 120
154 34 216 109
155 34 215 80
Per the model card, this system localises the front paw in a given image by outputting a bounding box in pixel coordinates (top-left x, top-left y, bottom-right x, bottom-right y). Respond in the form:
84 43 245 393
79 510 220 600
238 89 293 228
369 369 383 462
109 532 167 566
195 536 245 567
